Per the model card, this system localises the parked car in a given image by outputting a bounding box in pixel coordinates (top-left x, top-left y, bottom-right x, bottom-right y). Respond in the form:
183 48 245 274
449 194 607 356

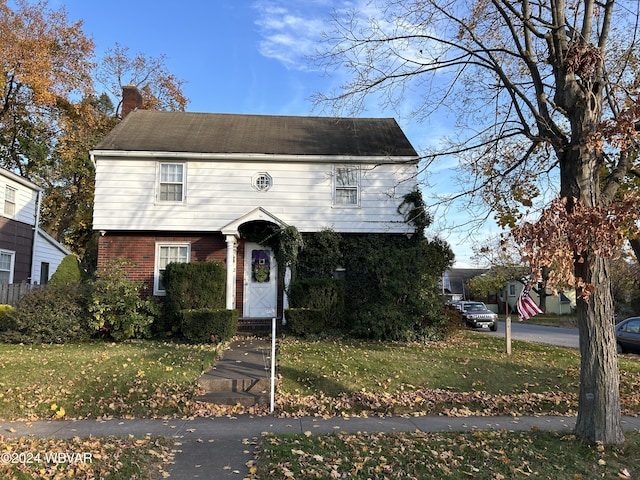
459 301 498 331
615 316 640 354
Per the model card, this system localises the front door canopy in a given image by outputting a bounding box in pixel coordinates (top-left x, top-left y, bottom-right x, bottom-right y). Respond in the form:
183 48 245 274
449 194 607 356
221 207 288 237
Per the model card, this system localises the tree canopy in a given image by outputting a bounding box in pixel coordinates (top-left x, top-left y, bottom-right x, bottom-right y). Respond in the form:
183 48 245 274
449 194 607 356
313 0 640 444
0 0 188 262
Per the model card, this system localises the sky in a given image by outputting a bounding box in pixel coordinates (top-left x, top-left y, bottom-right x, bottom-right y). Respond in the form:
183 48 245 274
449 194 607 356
46 0 502 268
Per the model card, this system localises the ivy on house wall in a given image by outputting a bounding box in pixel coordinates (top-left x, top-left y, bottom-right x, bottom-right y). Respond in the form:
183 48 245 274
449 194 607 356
238 221 304 269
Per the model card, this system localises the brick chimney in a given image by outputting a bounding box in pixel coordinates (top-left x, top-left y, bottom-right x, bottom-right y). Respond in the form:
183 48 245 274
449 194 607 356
121 85 143 118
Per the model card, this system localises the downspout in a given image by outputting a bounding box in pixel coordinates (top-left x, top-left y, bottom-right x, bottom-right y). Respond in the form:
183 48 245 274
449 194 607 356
30 189 42 284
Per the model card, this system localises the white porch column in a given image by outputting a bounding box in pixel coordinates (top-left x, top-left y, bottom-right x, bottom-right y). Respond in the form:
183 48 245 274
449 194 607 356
225 234 238 310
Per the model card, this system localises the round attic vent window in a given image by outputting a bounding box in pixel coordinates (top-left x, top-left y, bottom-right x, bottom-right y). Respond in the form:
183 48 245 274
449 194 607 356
253 172 272 191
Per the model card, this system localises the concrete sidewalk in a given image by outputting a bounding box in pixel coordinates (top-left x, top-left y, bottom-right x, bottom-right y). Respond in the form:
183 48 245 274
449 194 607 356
3 414 640 478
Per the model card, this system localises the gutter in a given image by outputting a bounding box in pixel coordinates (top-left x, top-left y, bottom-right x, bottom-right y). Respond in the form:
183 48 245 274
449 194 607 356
89 150 418 164
30 189 42 284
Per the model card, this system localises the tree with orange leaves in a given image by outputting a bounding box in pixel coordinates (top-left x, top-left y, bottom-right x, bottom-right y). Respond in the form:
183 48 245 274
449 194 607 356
0 0 94 176
0 0 188 264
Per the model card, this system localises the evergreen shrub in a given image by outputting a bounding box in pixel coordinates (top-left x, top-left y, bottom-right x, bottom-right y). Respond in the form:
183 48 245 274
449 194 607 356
181 308 238 343
163 261 226 333
287 278 344 329
0 285 92 344
48 254 82 286
284 308 324 336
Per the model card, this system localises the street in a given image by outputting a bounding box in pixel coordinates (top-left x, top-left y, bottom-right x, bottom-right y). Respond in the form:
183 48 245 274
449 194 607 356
479 320 580 349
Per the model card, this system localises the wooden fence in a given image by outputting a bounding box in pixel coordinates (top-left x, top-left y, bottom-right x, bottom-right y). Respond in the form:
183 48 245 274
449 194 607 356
0 283 41 305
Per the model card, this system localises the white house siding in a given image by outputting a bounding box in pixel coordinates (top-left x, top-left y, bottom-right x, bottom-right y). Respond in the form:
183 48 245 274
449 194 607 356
1 174 38 227
31 230 71 285
93 157 418 234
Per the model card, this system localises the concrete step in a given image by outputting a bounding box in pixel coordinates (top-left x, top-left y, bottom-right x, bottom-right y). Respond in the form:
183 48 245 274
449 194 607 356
197 375 270 394
195 391 269 407
195 338 274 406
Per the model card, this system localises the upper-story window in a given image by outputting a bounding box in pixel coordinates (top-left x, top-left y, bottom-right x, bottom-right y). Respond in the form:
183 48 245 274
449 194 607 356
158 163 185 202
0 250 15 284
252 172 272 192
4 186 16 217
333 166 360 206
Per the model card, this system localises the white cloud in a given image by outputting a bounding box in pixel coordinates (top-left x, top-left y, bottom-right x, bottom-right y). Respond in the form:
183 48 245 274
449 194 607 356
253 0 331 70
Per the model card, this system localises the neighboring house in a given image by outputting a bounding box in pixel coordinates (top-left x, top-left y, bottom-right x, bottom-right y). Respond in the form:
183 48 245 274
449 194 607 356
0 166 70 286
90 88 419 323
445 267 576 315
441 268 490 302
506 280 576 315
33 229 72 285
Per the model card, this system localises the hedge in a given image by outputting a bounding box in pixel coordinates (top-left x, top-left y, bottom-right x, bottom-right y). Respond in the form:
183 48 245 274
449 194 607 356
287 278 344 329
284 308 325 336
181 308 239 344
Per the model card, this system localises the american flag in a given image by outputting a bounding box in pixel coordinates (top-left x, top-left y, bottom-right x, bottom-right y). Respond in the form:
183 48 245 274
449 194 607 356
517 285 543 321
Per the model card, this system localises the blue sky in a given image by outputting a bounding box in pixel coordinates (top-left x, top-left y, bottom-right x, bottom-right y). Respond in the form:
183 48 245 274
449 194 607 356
49 0 501 267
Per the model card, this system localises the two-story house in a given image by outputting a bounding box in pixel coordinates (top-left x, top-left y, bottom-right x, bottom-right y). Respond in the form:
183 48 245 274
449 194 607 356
0 167 71 286
91 89 419 322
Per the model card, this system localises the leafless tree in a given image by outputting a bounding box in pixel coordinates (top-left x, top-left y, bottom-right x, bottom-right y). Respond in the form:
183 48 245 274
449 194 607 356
313 0 640 444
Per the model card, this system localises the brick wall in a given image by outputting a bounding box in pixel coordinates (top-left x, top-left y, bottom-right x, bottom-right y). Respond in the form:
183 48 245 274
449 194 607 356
97 232 227 297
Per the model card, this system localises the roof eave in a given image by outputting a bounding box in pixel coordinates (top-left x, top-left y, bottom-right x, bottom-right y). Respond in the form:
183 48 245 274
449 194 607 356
89 150 419 164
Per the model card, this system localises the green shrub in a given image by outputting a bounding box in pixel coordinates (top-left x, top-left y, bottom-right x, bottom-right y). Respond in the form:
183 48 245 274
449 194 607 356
89 259 159 341
162 261 226 334
287 278 344 329
0 285 91 344
339 233 453 341
48 254 82 286
296 229 343 278
284 308 325 336
0 304 15 332
181 308 238 343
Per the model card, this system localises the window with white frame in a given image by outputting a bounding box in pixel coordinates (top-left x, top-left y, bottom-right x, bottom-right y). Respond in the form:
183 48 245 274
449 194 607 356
4 186 16 217
508 282 516 296
0 250 15 284
333 166 360 206
154 243 190 295
158 163 185 202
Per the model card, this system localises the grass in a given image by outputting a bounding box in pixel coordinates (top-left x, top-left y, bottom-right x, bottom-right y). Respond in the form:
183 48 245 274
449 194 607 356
1 329 639 478
251 430 640 479
0 435 172 480
0 340 221 420
507 313 577 328
275 330 640 417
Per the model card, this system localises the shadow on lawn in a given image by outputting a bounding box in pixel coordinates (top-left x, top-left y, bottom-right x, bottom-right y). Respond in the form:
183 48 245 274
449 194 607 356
278 365 352 397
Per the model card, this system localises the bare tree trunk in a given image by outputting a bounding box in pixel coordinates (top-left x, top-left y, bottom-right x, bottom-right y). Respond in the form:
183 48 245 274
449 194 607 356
574 256 625 443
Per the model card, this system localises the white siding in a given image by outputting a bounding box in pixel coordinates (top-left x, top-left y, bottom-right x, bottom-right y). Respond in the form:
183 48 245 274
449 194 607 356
31 230 71 284
94 157 418 234
0 175 39 226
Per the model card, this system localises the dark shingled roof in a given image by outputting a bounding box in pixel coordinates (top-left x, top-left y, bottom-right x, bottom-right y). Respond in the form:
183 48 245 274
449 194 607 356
94 111 418 158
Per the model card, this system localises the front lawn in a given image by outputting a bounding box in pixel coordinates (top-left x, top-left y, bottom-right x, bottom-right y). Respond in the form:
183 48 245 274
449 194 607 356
0 435 172 480
1 331 638 420
0 340 221 421
275 330 640 417
251 430 640 479
1 331 639 479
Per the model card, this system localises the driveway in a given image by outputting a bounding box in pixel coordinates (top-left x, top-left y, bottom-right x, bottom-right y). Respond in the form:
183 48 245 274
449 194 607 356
480 320 579 349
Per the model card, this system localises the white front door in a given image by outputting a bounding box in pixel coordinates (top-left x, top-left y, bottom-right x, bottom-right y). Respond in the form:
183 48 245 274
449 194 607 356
243 242 278 318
